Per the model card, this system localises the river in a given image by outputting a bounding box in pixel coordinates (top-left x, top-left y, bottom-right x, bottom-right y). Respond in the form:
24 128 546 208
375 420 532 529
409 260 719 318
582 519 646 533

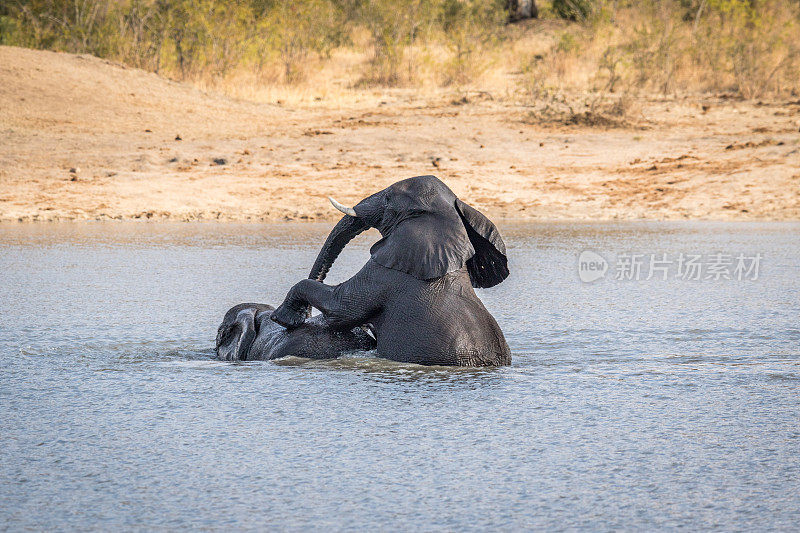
1 221 798 530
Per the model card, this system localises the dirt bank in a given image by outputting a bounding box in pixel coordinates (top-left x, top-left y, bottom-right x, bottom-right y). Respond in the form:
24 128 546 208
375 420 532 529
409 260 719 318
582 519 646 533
1 46 799 222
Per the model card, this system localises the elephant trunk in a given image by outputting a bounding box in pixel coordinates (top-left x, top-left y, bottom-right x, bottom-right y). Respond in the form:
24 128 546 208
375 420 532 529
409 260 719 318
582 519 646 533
308 215 368 282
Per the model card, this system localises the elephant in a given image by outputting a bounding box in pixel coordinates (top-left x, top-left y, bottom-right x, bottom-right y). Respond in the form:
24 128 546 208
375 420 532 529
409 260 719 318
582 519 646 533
215 303 375 361
270 175 511 367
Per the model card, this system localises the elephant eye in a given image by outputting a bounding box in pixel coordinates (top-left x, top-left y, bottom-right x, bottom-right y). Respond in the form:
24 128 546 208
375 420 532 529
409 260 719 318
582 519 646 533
384 196 399 214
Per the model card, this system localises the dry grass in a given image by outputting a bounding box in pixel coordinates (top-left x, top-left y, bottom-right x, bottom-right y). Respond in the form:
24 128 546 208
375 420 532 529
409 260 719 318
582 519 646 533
3 1 799 111
187 2 799 120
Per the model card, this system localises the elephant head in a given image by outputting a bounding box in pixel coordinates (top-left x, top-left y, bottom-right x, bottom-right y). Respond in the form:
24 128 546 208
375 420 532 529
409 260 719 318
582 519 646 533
310 175 509 288
216 303 272 361
216 303 377 361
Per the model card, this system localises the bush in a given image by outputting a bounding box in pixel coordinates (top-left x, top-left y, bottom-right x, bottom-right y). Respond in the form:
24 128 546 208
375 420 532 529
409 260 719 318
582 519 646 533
438 0 505 86
551 0 595 21
356 0 422 86
1 0 798 98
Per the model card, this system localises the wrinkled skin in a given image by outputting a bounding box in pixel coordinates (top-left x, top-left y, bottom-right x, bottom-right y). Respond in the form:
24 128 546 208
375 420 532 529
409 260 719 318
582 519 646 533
271 175 511 366
215 303 375 361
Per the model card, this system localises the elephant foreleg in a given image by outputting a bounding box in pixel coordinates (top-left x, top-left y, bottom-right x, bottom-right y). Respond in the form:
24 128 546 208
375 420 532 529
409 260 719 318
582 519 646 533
271 263 382 331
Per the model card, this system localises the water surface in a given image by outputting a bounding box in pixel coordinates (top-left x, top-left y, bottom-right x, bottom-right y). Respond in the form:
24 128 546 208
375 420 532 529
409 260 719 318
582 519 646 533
1 222 799 530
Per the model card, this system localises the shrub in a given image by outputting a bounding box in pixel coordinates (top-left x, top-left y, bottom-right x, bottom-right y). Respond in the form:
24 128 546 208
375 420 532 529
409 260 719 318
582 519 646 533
438 0 505 86
551 0 595 21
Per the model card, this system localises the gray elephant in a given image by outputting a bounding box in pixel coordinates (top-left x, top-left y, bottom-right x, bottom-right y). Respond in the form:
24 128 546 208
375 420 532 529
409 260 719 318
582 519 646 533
270 175 511 366
216 303 375 361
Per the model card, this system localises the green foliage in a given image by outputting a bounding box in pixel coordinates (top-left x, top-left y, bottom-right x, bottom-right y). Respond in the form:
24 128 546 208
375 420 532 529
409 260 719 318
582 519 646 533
551 0 596 21
0 0 508 87
0 0 352 82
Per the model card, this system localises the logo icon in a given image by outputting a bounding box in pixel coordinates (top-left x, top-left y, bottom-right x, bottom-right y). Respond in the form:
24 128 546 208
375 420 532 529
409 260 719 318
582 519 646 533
578 250 608 282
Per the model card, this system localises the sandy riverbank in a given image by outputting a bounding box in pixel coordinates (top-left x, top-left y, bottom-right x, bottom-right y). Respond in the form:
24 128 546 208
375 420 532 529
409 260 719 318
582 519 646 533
1 46 799 222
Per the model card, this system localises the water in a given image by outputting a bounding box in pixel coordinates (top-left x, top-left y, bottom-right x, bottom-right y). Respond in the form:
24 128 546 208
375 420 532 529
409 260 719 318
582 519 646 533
1 221 798 531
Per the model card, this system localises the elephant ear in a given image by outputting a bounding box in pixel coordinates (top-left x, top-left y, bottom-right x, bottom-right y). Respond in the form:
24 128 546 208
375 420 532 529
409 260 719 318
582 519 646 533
455 199 509 288
368 209 475 281
368 198 509 287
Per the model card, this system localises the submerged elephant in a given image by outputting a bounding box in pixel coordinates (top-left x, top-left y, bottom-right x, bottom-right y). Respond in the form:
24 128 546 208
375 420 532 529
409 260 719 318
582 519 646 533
270 175 511 366
216 303 375 361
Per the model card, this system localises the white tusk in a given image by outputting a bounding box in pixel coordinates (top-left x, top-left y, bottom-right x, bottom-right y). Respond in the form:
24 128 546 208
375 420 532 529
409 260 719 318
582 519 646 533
328 197 357 217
